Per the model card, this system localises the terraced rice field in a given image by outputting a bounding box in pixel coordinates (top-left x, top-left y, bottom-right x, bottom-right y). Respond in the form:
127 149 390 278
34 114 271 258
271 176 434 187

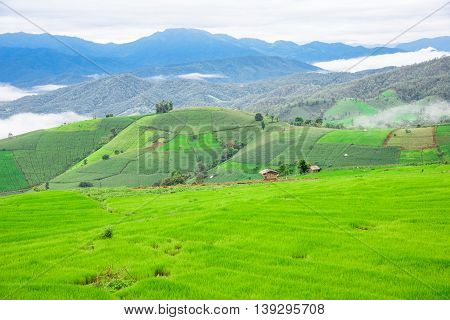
0 151 28 191
387 127 435 150
0 165 448 299
0 117 137 191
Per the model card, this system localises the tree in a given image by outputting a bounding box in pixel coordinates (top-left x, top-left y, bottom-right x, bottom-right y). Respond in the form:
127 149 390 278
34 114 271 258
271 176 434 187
294 117 304 126
261 121 266 130
315 118 323 127
105 114 114 118
297 159 309 174
102 154 110 160
155 100 173 114
304 119 312 126
255 113 263 121
278 162 290 176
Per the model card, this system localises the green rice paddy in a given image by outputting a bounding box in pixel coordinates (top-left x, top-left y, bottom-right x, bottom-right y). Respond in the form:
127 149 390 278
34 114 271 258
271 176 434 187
0 164 448 299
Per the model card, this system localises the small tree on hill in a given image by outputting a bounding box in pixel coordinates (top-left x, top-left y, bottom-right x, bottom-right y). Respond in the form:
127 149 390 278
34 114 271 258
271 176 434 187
155 100 173 114
294 117 304 126
255 113 263 121
102 154 110 160
261 121 265 130
315 118 323 127
297 159 309 174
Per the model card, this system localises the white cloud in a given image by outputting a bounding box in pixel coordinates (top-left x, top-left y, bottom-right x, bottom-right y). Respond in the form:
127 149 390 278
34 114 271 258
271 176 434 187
0 112 89 138
178 73 226 80
0 83 66 102
314 48 449 72
0 0 448 44
32 84 66 92
0 84 33 101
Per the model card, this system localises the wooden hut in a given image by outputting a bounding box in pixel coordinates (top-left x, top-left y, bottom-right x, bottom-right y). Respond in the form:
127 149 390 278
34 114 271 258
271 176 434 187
259 169 279 181
309 165 321 173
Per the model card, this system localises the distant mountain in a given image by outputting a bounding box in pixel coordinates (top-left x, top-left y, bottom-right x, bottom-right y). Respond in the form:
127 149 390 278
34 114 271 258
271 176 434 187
133 56 320 82
396 36 450 52
0 67 389 118
0 47 126 87
0 29 409 87
277 56 450 119
238 39 403 62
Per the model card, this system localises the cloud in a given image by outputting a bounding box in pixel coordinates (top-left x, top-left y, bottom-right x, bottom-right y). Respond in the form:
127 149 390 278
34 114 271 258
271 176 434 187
353 102 450 128
0 0 448 44
177 73 226 80
32 84 67 92
0 83 67 102
313 47 449 72
0 112 90 139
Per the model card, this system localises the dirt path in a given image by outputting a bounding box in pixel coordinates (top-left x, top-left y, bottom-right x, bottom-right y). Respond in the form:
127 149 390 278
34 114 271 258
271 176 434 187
383 129 398 146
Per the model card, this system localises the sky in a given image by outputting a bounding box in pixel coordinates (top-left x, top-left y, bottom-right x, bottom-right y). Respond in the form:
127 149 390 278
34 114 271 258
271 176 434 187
0 0 449 45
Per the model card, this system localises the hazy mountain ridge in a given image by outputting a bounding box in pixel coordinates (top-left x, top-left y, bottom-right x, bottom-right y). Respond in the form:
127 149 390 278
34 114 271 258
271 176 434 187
0 66 393 118
0 28 416 87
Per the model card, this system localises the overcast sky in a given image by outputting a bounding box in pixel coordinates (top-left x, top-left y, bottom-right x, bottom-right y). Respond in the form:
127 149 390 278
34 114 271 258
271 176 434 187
0 0 449 44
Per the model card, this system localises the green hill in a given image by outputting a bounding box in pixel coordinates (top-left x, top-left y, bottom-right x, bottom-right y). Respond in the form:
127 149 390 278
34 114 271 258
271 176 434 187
0 116 139 192
1 108 449 192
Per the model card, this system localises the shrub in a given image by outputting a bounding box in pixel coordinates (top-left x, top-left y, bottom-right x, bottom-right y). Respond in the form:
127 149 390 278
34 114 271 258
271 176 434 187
101 226 113 239
79 181 93 188
254 113 263 121
102 154 110 160
160 171 189 186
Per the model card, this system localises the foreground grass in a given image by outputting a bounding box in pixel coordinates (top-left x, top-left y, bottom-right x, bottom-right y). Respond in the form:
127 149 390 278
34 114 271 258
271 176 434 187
0 165 449 299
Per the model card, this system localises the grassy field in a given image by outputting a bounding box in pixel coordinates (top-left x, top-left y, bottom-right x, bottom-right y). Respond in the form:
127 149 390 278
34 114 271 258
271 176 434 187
387 127 435 150
324 98 378 120
317 128 391 146
0 164 448 299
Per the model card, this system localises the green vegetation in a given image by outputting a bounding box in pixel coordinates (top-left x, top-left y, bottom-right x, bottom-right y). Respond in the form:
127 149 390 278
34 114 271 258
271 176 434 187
387 127 435 150
318 129 391 146
0 165 448 299
324 98 377 121
307 143 400 167
0 151 28 191
436 124 450 161
1 109 448 192
0 117 137 192
400 149 440 165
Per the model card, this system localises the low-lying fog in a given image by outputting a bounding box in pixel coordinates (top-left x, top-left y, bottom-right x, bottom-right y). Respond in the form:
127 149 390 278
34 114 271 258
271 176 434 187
0 112 90 139
0 83 66 102
314 47 448 72
353 102 450 128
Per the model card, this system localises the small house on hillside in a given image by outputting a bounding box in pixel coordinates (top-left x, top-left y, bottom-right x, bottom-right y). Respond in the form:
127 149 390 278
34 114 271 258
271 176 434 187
309 165 321 173
259 169 279 181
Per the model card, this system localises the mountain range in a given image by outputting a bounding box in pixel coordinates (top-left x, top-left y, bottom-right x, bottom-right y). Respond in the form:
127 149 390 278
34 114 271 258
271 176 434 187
2 29 447 87
2 57 448 121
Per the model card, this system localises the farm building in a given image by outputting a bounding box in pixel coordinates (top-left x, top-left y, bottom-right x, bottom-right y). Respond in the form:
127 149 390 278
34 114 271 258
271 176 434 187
259 169 279 181
309 165 321 172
